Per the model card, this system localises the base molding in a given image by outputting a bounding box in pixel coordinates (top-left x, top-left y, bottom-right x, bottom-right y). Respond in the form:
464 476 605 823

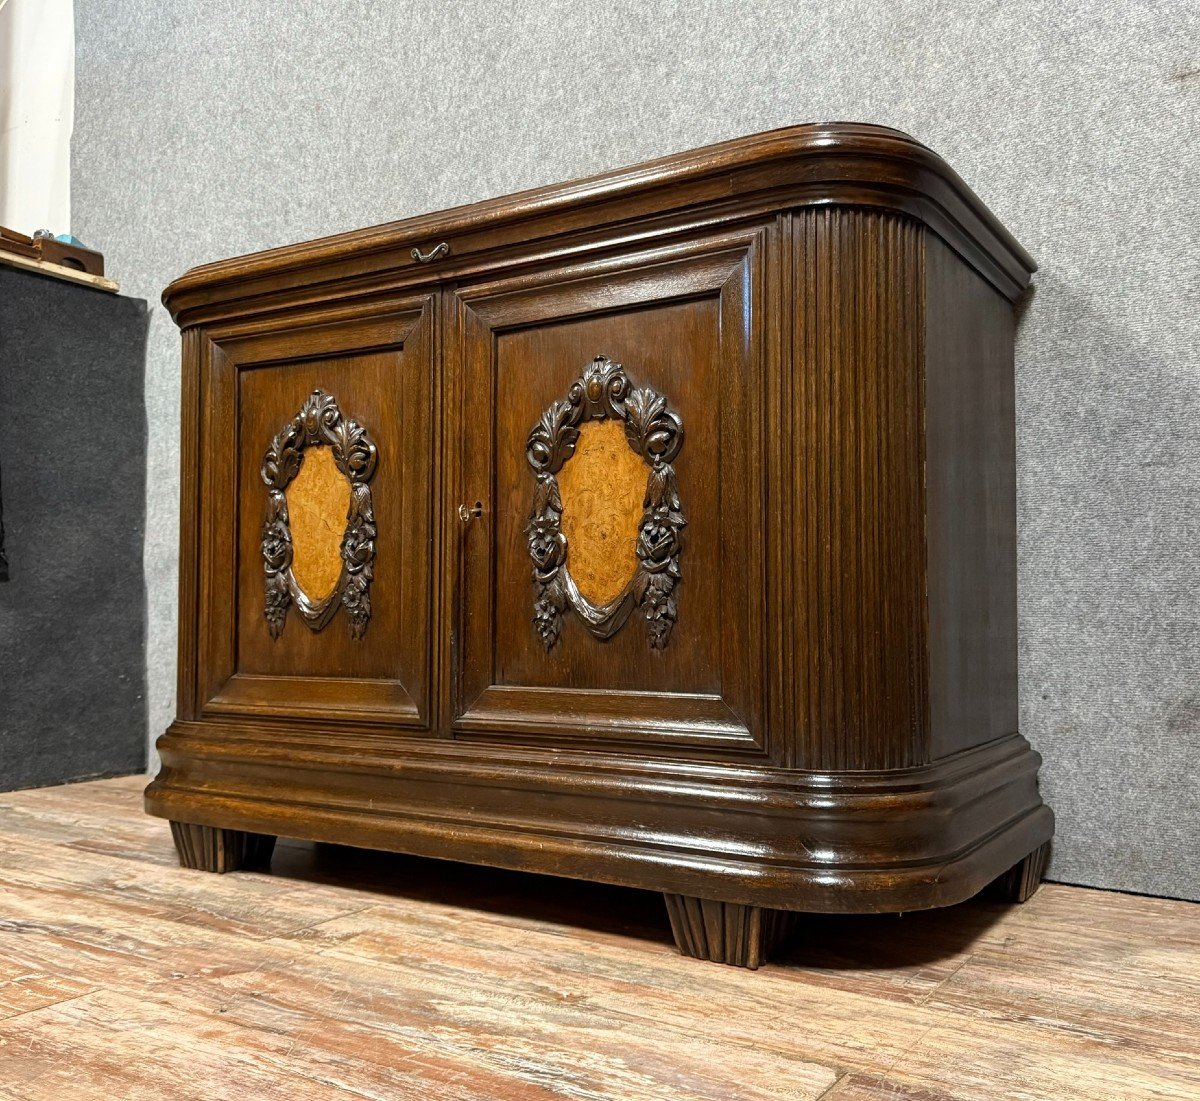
169 820 276 874
664 894 797 969
149 726 1052 914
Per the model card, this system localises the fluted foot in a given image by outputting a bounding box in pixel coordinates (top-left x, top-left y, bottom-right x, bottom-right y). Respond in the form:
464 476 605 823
984 840 1050 903
169 821 276 874
663 894 797 969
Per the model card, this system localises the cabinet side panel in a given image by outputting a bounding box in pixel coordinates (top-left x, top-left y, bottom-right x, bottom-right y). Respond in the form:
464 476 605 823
790 209 928 770
175 328 204 722
924 235 1019 758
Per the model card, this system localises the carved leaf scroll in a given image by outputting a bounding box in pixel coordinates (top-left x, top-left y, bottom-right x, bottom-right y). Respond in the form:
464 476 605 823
260 389 377 639
525 356 686 650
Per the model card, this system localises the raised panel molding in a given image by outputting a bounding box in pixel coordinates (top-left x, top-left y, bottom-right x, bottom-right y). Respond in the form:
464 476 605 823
451 228 769 756
190 294 437 730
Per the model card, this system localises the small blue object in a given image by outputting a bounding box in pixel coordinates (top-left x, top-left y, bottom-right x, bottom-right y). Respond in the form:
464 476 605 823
32 229 92 249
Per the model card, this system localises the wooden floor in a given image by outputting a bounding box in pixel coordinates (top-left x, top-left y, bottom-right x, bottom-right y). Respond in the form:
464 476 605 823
0 777 1197 1100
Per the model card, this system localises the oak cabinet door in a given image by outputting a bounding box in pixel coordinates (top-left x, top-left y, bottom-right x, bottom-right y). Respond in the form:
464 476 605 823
192 295 435 728
452 228 771 756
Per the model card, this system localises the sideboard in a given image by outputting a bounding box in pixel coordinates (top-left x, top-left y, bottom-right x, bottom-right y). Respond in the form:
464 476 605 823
147 123 1053 968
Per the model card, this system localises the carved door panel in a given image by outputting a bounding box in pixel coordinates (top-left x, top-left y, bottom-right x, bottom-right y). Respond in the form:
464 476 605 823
452 228 771 756
193 295 435 728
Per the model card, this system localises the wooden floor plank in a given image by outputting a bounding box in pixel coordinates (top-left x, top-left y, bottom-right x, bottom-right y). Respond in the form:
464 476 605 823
0 838 377 942
0 886 842 1100
871 1012 1200 1101
275 900 948 1075
0 952 95 1022
823 1075 958 1100
0 776 1197 1101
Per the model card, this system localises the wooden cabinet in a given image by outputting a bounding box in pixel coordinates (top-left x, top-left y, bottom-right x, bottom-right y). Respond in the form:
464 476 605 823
149 124 1053 968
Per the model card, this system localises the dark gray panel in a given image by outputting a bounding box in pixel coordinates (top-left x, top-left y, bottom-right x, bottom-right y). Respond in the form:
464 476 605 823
0 268 149 789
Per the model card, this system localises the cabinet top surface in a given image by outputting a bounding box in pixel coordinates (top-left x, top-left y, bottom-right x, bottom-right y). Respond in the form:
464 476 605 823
163 123 1036 321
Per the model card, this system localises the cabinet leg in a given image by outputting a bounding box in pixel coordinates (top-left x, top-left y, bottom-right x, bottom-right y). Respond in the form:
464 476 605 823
663 894 797 969
984 840 1051 903
169 821 277 874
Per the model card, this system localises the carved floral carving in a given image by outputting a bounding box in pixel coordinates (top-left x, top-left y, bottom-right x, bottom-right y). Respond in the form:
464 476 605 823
526 356 686 650
260 389 378 638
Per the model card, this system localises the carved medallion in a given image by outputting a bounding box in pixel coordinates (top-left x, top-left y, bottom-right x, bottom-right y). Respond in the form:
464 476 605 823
526 356 686 650
260 389 378 639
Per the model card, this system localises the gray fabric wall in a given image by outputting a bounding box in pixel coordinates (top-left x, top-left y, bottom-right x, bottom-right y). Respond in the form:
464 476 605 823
71 0 1199 900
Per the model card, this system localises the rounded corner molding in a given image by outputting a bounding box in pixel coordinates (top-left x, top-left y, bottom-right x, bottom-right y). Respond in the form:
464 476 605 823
260 389 378 639
525 355 686 650
159 123 1035 329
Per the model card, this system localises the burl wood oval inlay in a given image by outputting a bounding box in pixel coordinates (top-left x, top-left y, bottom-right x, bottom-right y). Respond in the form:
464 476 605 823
286 447 351 601
558 419 647 606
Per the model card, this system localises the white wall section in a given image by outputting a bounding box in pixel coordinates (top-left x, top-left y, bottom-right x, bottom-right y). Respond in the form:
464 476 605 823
0 0 73 236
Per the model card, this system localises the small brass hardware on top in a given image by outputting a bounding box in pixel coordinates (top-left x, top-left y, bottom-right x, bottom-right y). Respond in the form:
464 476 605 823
411 242 450 263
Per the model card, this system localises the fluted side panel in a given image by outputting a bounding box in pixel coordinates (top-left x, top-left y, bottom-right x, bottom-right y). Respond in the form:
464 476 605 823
788 209 928 770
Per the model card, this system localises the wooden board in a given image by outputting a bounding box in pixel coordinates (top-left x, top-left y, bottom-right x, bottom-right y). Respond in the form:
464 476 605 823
0 249 119 293
0 776 1196 1100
